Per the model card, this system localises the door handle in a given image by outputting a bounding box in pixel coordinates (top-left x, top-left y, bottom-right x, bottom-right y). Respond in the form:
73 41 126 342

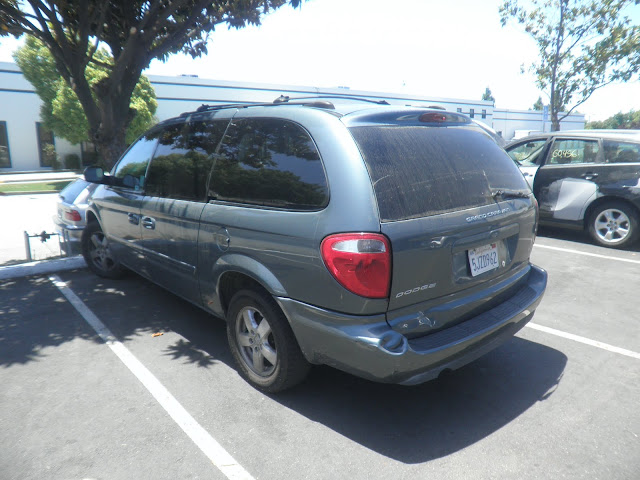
141 216 155 229
128 213 140 225
581 172 598 181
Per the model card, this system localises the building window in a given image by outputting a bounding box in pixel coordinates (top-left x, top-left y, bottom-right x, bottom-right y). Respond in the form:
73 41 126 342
456 108 462 113
469 108 475 118
482 109 487 119
36 123 56 167
0 121 10 168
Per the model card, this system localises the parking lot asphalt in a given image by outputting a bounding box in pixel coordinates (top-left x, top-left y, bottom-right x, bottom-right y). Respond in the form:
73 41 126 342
1 230 639 480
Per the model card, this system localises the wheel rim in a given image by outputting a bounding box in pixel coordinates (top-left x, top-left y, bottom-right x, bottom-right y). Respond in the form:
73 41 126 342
235 306 277 377
88 231 117 271
593 208 631 245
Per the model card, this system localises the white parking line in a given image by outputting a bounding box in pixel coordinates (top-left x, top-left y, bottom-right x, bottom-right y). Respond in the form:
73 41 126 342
49 274 255 480
526 322 640 360
534 243 640 264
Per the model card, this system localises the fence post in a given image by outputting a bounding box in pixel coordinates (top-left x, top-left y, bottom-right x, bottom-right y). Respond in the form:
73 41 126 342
24 231 32 262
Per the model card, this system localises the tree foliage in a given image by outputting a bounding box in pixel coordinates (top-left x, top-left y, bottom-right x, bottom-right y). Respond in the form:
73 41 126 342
586 109 640 129
532 96 545 110
500 0 640 131
481 87 495 103
0 0 302 168
14 36 157 149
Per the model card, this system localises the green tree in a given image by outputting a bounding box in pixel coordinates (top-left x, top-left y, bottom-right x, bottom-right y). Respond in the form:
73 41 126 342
532 96 545 111
500 0 640 131
14 36 157 154
482 87 495 103
586 109 640 129
0 0 302 168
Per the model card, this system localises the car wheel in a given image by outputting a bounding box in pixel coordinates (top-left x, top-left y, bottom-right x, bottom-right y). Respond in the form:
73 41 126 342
81 222 126 278
227 289 310 392
588 201 639 249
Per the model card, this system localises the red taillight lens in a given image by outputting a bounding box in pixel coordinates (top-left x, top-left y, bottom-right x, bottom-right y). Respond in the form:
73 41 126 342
64 210 82 222
321 233 391 298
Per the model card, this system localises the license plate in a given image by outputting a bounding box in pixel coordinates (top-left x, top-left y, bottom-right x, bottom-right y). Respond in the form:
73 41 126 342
468 243 499 277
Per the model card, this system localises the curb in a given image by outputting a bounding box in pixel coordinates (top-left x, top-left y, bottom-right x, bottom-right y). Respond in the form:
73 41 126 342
0 256 87 281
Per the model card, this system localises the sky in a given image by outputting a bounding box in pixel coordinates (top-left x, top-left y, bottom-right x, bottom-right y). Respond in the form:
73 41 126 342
1 0 639 122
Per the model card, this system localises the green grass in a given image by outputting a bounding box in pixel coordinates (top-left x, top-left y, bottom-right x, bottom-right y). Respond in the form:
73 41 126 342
0 180 72 194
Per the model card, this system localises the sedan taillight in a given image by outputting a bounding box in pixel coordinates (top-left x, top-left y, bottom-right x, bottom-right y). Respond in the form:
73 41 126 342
321 233 391 298
65 210 82 222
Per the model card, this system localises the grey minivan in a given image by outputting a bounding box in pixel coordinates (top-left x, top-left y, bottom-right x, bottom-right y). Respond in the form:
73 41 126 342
82 98 547 392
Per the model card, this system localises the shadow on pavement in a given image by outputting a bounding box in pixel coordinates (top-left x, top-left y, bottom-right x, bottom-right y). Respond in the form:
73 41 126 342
1 269 567 463
537 226 640 252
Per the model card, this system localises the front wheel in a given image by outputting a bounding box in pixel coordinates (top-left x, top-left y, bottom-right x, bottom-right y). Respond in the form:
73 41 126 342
226 289 310 393
588 201 639 249
81 222 126 278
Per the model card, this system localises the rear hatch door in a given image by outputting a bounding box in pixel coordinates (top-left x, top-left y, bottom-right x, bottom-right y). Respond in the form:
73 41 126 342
345 110 536 336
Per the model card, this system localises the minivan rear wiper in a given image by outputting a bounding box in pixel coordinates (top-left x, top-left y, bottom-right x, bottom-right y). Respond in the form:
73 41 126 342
491 189 530 200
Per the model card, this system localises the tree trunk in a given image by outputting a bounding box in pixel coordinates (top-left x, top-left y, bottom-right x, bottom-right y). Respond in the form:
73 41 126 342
94 127 127 170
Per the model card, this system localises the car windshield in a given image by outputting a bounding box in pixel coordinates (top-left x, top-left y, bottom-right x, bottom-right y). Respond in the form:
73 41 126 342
59 179 90 203
349 125 530 222
507 140 547 167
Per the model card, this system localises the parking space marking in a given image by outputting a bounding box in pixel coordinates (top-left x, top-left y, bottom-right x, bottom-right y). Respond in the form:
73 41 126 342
526 322 640 360
49 275 255 480
534 244 640 265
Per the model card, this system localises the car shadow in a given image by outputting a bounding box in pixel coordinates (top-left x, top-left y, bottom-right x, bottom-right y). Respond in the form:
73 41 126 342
537 226 640 252
1 269 567 463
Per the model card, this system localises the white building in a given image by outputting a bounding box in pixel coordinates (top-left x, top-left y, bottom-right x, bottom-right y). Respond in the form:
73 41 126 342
0 61 584 172
492 108 586 140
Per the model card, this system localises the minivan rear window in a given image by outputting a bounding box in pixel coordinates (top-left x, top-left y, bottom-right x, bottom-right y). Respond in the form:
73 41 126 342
349 126 529 222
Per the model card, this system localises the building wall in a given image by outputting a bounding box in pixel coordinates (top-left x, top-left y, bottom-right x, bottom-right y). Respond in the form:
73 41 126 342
3 60 576 172
493 108 585 141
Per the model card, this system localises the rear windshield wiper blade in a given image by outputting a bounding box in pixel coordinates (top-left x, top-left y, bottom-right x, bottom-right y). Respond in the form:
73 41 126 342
491 189 530 200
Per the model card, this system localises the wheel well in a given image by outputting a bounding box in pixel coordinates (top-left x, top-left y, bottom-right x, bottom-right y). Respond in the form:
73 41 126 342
86 210 98 225
583 196 640 229
218 272 271 317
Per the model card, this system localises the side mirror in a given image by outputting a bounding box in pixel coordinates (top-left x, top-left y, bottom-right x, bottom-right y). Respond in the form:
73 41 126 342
84 166 105 184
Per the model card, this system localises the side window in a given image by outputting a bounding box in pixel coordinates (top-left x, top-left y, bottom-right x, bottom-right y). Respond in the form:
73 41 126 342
507 139 547 167
603 140 640 164
210 118 328 210
548 139 600 165
145 120 228 201
112 132 159 190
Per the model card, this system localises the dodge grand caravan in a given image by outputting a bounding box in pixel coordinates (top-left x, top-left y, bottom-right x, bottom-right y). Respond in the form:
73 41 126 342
82 97 547 392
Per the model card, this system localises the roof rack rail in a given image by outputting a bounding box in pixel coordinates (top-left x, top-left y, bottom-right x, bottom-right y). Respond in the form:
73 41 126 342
274 95 390 106
180 95 380 117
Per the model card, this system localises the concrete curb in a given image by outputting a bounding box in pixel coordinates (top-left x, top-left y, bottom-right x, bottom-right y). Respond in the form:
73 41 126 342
0 256 87 281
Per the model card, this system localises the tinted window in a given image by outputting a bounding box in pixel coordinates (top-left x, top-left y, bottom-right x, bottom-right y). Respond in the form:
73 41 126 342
145 120 228 201
0 121 10 167
548 139 600 165
112 132 159 190
209 119 328 209
507 139 547 167
349 125 529 222
603 140 640 164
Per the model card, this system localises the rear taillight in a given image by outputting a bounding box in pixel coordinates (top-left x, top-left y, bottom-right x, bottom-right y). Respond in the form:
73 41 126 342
65 210 82 222
321 233 391 298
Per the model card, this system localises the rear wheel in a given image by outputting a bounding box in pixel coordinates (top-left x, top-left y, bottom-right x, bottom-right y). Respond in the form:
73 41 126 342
81 222 126 278
588 201 639 249
226 289 310 392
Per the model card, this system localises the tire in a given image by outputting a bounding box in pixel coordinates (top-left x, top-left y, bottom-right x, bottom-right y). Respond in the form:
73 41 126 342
226 289 310 393
81 221 126 279
588 201 639 249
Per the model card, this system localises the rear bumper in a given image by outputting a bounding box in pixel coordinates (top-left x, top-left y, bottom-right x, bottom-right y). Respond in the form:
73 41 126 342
53 216 85 255
277 264 547 385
